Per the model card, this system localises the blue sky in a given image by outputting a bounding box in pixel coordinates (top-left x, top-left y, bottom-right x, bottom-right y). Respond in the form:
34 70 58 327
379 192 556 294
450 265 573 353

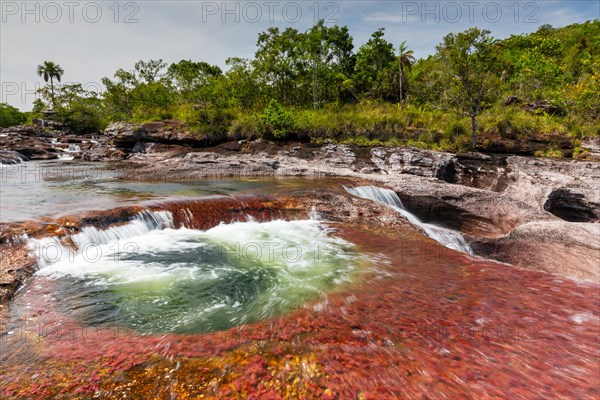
1 0 599 110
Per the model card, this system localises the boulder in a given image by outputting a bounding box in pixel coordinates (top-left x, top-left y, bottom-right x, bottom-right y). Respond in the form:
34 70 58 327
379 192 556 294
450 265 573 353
78 145 127 162
110 120 207 149
0 150 27 164
581 137 600 161
543 188 600 222
472 221 600 283
103 121 139 136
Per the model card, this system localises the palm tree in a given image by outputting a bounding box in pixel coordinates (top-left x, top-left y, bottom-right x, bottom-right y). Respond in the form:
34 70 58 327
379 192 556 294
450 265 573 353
36 61 64 109
397 41 415 102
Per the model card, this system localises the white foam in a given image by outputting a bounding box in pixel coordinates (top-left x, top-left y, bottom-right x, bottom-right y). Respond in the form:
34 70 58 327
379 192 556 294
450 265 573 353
30 210 175 269
32 217 357 288
570 312 595 325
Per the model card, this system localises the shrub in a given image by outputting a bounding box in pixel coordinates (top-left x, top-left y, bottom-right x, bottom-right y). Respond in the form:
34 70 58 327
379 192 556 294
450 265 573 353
534 148 564 159
0 103 27 128
55 102 107 134
444 119 468 138
258 100 297 140
228 112 259 141
573 147 589 159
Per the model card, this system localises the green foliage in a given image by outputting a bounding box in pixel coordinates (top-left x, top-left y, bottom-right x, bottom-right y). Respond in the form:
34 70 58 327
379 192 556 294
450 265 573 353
134 59 167 84
354 28 397 100
227 111 259 141
436 27 502 148
534 148 564 159
223 57 263 109
0 103 27 128
480 106 569 139
167 60 222 104
253 26 304 105
25 20 600 157
258 100 297 140
55 99 107 134
130 82 175 122
302 20 355 108
40 84 108 134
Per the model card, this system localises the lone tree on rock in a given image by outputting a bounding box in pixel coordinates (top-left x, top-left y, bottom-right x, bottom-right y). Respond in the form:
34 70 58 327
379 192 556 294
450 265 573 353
37 61 64 109
436 28 501 150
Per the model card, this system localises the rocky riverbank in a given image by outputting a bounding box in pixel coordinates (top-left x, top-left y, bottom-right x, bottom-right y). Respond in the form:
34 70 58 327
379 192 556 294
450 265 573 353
1 121 599 323
114 137 599 282
2 120 600 163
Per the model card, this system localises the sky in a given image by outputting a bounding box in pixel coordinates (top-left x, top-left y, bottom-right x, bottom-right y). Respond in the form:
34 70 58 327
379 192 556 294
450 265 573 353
1 0 599 110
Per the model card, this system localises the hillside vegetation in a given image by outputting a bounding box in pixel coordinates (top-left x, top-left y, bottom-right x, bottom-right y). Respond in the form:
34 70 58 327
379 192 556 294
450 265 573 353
3 20 599 157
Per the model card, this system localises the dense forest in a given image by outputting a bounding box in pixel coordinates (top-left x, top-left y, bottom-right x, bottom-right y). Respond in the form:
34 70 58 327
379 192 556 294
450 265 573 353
2 20 599 156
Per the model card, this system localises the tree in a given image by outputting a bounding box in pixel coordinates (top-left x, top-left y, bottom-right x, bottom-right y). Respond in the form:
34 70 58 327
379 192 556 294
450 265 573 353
354 28 397 100
302 20 354 109
102 60 174 121
407 56 445 106
134 59 167 84
37 83 106 133
167 60 222 104
223 57 262 109
167 59 223 123
101 69 137 120
397 41 415 102
436 28 500 149
254 27 304 104
36 61 64 109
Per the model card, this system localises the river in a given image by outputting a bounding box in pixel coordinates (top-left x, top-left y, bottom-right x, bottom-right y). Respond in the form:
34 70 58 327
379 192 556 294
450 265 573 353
0 160 598 399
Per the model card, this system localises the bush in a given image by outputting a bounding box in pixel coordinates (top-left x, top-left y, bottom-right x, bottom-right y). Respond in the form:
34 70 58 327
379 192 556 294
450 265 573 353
534 148 564 159
444 119 468 138
55 101 107 134
258 100 297 140
228 112 259 141
0 103 27 128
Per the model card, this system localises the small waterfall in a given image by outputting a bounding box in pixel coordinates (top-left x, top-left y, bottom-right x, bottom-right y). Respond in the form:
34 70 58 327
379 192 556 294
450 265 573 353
30 210 175 267
309 206 322 221
66 144 81 153
0 151 27 166
345 186 473 254
0 159 23 166
55 144 81 160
